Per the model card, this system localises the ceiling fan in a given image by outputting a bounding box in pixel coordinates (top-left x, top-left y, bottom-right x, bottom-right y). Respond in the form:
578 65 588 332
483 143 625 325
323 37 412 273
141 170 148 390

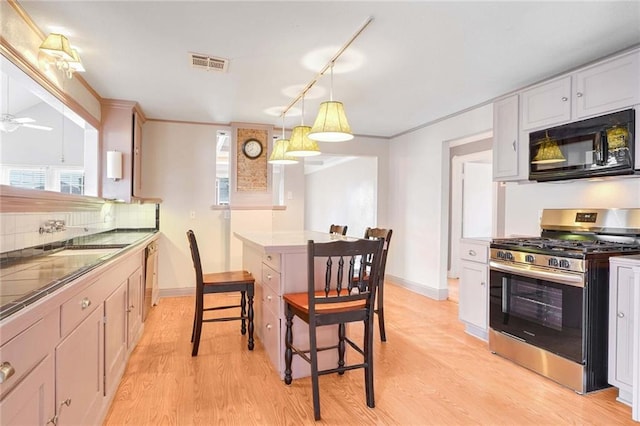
0 113 53 132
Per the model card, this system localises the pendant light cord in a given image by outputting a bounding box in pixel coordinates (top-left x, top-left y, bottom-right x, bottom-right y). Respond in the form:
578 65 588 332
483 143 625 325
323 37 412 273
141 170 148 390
280 16 373 118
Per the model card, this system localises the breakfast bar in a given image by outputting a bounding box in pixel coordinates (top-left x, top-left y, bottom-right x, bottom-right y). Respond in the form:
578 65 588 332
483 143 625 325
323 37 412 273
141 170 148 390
234 230 360 379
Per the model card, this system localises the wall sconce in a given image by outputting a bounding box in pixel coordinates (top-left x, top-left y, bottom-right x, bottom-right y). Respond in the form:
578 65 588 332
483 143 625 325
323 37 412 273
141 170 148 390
39 33 85 79
107 151 123 181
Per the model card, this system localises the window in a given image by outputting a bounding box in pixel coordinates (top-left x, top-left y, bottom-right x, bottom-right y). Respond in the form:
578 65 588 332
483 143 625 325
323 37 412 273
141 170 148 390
59 171 85 195
215 131 230 205
9 169 45 190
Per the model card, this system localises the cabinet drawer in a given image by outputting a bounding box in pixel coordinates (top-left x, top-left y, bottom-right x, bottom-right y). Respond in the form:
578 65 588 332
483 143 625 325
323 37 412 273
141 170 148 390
460 240 488 263
261 303 280 373
60 279 102 337
262 253 281 272
262 264 281 294
262 281 281 318
0 316 57 397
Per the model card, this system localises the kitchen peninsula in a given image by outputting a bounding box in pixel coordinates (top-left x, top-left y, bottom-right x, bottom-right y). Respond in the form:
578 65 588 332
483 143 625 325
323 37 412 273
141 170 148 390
234 230 360 379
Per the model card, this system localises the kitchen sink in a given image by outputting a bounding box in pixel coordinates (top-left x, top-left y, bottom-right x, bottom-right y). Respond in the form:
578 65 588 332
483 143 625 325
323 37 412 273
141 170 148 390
49 248 122 257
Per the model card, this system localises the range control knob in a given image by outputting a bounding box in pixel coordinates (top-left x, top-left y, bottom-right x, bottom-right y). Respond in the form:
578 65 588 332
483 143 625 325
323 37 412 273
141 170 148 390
559 259 571 269
497 251 505 259
505 252 514 261
525 254 535 263
548 258 559 268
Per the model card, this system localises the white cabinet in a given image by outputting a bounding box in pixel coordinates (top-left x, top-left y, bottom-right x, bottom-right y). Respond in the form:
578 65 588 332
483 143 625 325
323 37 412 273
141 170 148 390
101 100 150 203
521 50 639 132
104 280 127 397
127 267 144 349
458 238 489 341
609 255 640 422
520 76 572 130
0 355 55 425
493 94 525 181
574 51 639 119
56 304 105 425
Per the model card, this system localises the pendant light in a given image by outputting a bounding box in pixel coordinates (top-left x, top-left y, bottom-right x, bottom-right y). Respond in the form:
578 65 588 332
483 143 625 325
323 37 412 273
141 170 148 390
308 63 354 142
286 93 321 157
268 115 298 165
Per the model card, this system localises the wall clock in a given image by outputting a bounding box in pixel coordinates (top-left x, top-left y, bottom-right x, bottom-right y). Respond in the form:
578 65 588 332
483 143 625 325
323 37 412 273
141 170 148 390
242 138 263 159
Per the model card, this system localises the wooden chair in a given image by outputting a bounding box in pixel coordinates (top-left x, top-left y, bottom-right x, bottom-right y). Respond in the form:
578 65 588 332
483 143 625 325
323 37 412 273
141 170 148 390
186 230 255 356
362 228 393 342
329 224 348 235
283 238 385 420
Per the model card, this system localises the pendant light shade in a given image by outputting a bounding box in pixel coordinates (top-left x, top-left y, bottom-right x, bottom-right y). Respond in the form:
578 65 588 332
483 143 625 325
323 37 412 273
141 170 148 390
287 125 321 157
532 132 566 164
308 101 353 142
269 138 298 164
39 33 74 61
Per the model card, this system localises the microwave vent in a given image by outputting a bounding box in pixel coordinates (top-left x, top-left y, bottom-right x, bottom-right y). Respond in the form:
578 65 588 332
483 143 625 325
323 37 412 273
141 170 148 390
190 53 229 72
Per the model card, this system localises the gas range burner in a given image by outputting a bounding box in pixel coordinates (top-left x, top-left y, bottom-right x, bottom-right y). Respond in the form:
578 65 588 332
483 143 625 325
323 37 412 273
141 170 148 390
491 237 640 254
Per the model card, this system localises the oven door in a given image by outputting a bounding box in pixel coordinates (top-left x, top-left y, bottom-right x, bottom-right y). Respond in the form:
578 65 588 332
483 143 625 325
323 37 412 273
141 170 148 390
489 263 585 363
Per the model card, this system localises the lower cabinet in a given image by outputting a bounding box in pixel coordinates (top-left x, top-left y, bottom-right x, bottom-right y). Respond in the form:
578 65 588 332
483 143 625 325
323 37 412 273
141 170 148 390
609 255 640 422
0 355 55 425
105 280 128 397
127 267 144 349
0 243 151 426
56 305 105 425
458 238 490 341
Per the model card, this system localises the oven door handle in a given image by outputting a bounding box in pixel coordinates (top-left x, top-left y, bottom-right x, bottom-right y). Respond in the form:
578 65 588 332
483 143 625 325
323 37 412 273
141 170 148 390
489 261 585 288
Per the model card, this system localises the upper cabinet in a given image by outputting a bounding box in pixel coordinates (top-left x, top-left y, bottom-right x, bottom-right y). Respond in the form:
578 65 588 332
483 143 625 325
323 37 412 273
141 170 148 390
521 50 640 131
493 95 524 180
101 100 159 203
494 48 640 182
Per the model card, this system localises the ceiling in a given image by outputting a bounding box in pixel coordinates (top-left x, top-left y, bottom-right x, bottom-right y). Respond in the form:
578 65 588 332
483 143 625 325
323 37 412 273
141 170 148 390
17 1 640 138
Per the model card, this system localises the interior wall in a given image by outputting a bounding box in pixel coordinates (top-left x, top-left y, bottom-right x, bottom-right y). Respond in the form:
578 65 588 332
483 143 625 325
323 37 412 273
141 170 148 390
387 105 493 300
305 156 377 238
142 120 230 292
503 178 640 236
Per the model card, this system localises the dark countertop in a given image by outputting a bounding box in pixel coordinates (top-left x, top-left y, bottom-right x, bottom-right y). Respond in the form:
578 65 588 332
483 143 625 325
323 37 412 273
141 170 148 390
0 229 158 320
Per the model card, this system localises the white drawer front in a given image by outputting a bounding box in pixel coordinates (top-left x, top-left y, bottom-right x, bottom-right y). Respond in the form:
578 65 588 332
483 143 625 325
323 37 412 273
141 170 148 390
262 264 281 294
460 240 489 263
262 253 281 272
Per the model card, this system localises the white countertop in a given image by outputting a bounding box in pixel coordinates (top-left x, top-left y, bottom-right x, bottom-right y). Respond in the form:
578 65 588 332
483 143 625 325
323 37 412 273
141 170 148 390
234 230 360 254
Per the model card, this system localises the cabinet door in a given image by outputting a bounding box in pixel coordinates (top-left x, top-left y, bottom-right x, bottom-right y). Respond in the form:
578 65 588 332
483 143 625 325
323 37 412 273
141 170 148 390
610 266 634 388
574 51 640 119
56 305 104 426
132 112 143 197
0 355 55 426
127 267 144 348
493 95 520 180
104 280 128 396
458 260 488 330
520 76 571 130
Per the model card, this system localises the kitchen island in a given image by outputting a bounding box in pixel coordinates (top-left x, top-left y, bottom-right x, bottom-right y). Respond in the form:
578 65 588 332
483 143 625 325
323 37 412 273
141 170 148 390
234 230 360 379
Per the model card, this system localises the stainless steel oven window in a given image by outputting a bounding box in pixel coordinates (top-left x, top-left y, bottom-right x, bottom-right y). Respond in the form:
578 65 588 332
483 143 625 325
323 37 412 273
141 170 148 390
509 281 563 331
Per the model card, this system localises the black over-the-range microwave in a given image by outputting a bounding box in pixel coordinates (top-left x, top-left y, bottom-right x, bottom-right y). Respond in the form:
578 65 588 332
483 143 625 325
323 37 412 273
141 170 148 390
529 109 636 182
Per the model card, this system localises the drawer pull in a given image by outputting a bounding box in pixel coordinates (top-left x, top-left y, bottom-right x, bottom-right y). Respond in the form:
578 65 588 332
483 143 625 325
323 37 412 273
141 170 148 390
480 282 486 287
81 298 91 310
266 323 273 330
266 295 272 301
266 255 272 261
0 362 16 383
126 305 135 313
267 274 272 280
561 96 568 102
618 311 625 318
468 249 476 256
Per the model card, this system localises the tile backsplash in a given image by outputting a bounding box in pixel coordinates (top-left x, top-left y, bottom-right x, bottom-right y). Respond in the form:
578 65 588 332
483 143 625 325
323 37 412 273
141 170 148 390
0 203 157 253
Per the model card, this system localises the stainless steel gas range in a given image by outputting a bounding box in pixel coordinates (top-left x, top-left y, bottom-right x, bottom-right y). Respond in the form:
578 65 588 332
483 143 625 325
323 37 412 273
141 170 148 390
489 208 640 394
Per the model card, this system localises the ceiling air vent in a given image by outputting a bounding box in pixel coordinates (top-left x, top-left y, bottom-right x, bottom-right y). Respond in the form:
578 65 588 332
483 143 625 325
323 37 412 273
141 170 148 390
190 53 229 72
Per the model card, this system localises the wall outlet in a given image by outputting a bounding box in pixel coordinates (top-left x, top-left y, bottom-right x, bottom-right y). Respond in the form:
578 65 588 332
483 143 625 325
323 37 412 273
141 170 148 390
189 211 196 219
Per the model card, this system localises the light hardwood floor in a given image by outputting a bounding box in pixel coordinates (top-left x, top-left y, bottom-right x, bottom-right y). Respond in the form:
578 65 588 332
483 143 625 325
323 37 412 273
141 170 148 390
104 281 634 425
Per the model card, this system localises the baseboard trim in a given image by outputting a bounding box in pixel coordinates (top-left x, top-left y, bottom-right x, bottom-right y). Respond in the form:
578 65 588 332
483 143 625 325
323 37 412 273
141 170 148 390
386 275 448 300
159 287 194 298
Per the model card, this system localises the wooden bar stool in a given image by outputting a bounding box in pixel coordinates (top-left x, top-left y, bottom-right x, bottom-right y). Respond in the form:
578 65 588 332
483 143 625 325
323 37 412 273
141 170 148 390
186 230 255 356
329 224 348 235
363 227 393 342
283 238 385 420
